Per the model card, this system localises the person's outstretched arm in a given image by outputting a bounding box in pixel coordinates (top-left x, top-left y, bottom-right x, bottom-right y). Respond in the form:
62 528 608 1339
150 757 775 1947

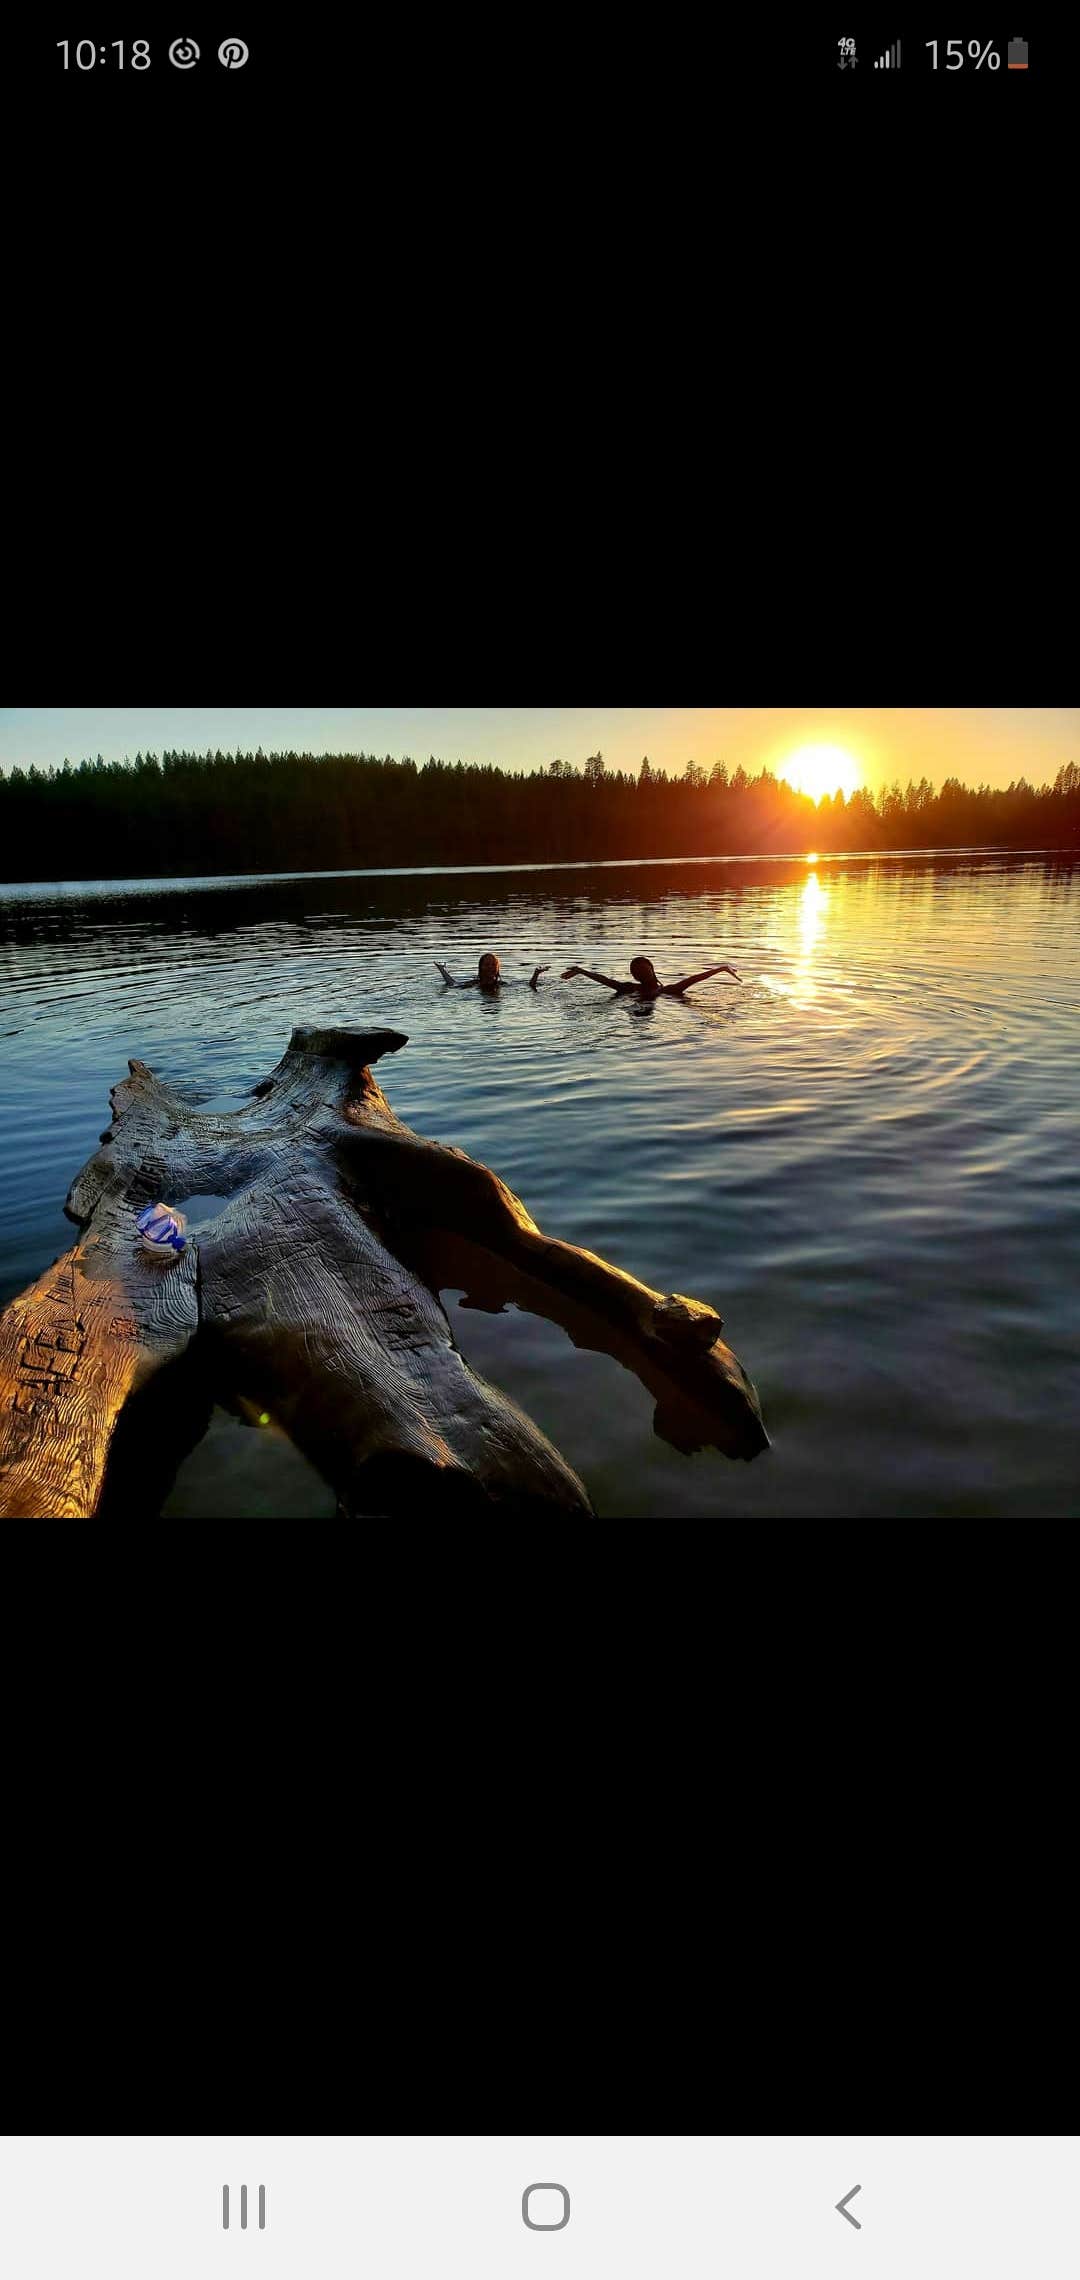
561 964 629 991
664 962 741 996
435 961 477 988
529 966 551 989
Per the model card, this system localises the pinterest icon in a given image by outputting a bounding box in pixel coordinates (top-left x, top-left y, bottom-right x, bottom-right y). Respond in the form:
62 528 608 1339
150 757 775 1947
217 37 249 67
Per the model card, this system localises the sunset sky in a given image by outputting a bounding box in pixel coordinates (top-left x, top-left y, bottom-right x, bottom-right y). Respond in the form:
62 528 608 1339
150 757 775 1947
1 708 1076 795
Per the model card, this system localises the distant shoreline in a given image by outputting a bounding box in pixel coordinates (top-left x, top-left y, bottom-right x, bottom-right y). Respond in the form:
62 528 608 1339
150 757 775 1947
1 844 1076 899
4 751 1078 882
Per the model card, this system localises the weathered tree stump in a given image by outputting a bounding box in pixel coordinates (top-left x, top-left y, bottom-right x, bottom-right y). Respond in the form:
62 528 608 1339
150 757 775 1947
0 1026 768 1518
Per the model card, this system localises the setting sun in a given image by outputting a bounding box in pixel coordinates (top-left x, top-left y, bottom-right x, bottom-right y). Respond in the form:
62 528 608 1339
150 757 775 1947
778 743 862 803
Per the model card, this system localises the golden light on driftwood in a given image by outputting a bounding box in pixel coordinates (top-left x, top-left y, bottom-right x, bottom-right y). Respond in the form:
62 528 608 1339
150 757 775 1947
0 1027 768 1519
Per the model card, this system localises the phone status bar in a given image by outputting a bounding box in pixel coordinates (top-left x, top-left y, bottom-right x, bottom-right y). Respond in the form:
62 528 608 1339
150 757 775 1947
13 21 1080 106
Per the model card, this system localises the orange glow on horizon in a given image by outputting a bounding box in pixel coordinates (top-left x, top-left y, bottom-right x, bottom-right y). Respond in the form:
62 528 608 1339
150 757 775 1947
777 743 863 804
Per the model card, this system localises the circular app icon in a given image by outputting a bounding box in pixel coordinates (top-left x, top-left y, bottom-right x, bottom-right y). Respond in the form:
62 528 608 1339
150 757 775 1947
218 38 249 68
168 36 200 66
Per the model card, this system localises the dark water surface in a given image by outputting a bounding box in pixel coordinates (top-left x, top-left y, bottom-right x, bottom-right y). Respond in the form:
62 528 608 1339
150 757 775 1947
1 851 1076 1518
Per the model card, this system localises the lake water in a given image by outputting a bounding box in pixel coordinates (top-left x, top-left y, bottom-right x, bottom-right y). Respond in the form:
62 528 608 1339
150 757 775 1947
1 851 1076 1519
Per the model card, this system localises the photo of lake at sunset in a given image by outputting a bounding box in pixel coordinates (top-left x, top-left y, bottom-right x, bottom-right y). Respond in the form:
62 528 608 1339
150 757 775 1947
1 707 1077 1521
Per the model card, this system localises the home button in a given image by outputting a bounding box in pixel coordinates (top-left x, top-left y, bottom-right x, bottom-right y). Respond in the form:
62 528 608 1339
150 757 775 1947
522 2184 570 2231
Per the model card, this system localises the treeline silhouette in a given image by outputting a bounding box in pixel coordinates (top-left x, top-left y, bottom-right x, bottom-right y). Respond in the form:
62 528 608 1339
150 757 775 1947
1 747 1078 882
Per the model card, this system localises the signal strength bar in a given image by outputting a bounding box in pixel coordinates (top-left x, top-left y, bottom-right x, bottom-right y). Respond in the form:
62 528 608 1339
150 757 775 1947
874 40 901 67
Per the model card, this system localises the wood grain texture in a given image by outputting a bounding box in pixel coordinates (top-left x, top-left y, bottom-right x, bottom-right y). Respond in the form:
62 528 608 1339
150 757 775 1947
0 1024 768 1519
0 1196 197 1519
329 1123 769 1458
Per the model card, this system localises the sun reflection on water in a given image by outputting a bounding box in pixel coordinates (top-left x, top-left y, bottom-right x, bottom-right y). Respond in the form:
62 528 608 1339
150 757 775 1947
796 866 827 999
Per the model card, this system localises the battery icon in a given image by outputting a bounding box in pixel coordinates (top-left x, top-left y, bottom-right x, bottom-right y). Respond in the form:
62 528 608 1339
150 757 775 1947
1007 36 1029 68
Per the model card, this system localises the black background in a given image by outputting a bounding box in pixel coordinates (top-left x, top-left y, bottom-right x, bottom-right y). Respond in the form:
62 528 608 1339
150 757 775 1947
3 17 1071 731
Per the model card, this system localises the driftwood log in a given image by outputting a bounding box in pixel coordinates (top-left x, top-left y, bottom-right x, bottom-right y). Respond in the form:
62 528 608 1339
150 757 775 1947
0 1026 768 1518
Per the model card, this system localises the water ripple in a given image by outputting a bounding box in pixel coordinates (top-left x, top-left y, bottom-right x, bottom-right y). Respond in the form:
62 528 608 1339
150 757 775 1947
1 849 1077 1518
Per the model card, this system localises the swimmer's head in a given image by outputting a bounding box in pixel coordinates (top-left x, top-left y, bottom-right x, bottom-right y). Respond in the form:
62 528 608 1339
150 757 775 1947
477 952 501 985
630 956 658 987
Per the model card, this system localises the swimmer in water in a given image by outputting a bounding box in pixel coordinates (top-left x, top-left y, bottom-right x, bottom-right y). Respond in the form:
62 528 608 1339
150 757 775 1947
435 952 549 992
560 954 740 998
